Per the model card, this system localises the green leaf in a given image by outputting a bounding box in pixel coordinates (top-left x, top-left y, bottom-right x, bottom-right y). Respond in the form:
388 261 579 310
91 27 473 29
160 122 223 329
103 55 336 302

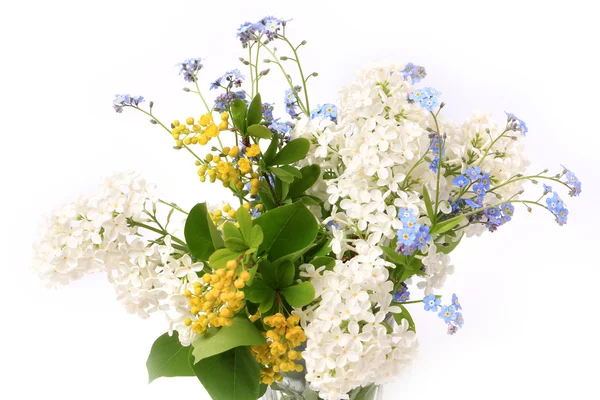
268 138 310 166
253 202 318 261
288 165 321 198
430 215 465 236
422 184 435 223
185 203 224 261
236 207 252 244
381 245 406 266
209 248 244 269
243 277 275 304
298 195 322 206
259 189 276 211
281 282 315 308
350 384 377 400
263 138 279 165
191 316 266 362
224 237 248 252
279 165 302 179
310 256 335 270
250 225 264 249
223 222 243 241
231 99 247 134
146 332 195 383
190 346 260 400
247 124 272 139
269 167 295 183
392 304 416 332
247 93 263 127
307 238 332 258
261 259 294 288
437 232 464 254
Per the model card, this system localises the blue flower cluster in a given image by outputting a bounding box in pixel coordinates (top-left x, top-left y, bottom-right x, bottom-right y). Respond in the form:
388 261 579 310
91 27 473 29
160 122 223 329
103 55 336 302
310 104 337 121
210 69 244 90
562 165 582 197
263 103 274 122
546 192 569 225
396 208 431 255
176 58 203 83
505 112 528 136
408 87 441 111
214 91 246 112
284 87 302 117
236 16 289 47
112 94 144 113
401 62 427 84
393 284 410 303
269 121 292 138
423 293 464 334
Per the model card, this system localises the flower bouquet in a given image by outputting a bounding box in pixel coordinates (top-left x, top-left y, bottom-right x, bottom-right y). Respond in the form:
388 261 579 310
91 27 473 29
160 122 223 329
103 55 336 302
33 16 582 400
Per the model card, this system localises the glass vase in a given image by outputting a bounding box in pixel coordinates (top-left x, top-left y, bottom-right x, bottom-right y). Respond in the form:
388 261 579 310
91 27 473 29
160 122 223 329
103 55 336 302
262 371 383 400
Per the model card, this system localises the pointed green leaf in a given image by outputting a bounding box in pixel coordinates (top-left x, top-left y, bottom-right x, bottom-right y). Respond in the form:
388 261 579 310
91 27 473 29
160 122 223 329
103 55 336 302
250 225 264 249
146 332 194 383
381 245 406 266
430 215 465 236
222 222 243 241
269 166 295 183
288 165 321 198
189 346 260 400
281 282 315 308
259 189 276 211
268 138 310 166
253 202 318 261
209 248 244 269
262 138 279 165
224 237 248 252
191 316 266 362
422 184 435 223
185 203 224 261
247 124 272 139
231 99 247 134
236 206 252 244
247 93 263 127
279 165 302 179
261 259 294 288
243 277 275 303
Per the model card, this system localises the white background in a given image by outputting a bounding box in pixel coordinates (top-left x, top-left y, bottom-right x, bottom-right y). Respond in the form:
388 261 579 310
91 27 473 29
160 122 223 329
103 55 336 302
1 0 599 399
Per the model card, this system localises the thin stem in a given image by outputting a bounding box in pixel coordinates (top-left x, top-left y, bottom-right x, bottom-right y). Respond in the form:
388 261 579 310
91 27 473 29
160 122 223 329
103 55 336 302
262 45 308 115
431 112 443 215
248 44 255 98
476 128 510 167
159 199 189 215
279 35 310 111
193 76 211 112
130 220 188 248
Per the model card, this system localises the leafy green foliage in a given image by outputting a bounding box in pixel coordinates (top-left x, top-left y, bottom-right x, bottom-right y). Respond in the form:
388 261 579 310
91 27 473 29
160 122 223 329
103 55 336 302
185 203 224 261
288 165 321 198
310 256 335 270
222 222 243 241
146 332 195 383
236 207 253 244
243 278 276 313
247 124 272 139
260 259 294 288
422 184 435 223
267 138 310 166
231 99 247 134
281 282 315 308
189 346 260 400
430 215 465 235
253 202 318 261
224 237 247 252
191 316 266 362
437 232 464 254
247 93 263 127
208 248 244 269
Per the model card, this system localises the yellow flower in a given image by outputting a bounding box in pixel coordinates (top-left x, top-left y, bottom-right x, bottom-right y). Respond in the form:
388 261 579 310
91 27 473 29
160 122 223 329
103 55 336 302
245 144 261 157
238 158 252 174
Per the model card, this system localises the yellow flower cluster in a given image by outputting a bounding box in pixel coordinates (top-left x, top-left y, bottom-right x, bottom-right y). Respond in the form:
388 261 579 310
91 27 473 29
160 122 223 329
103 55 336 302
251 313 307 385
197 151 246 189
183 259 251 334
209 203 264 227
245 144 261 157
171 112 229 148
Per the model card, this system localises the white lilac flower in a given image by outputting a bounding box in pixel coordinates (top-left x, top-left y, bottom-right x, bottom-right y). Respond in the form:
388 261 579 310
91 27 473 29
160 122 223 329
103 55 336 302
300 244 418 400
